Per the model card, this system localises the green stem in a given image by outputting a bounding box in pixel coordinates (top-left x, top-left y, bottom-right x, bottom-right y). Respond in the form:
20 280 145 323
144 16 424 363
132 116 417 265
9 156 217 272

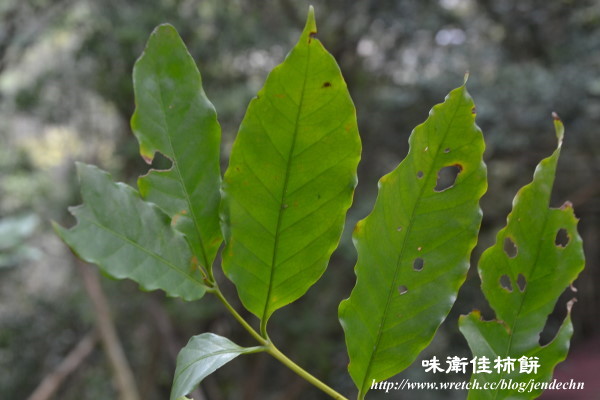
266 343 349 400
214 288 266 345
213 287 348 400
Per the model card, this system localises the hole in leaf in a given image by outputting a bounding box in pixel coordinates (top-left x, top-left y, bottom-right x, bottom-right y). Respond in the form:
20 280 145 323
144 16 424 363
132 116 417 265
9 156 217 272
413 258 424 271
499 275 512 292
444 147 451 153
147 151 173 170
555 228 570 248
516 273 527 292
434 165 462 192
503 237 518 258
417 170 424 179
396 226 402 232
398 285 408 295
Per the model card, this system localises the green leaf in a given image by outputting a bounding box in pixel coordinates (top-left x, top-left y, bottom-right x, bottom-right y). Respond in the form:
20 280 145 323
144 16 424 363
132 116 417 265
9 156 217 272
220 7 361 331
171 333 264 400
132 24 222 275
54 163 207 301
459 116 585 399
338 84 487 398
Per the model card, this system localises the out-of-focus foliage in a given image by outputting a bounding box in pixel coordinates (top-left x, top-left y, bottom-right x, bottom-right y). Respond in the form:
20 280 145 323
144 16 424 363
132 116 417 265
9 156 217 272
1 0 598 399
0 214 40 268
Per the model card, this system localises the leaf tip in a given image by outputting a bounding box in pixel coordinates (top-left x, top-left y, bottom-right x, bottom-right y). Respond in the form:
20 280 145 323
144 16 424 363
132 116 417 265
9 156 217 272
552 111 564 147
153 23 178 38
303 5 317 43
463 70 470 86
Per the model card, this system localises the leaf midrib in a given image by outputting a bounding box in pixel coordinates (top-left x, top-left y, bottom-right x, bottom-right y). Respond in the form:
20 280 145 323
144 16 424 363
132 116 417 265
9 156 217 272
83 214 205 287
359 95 465 395
152 53 212 271
176 346 261 378
491 164 557 400
261 45 313 329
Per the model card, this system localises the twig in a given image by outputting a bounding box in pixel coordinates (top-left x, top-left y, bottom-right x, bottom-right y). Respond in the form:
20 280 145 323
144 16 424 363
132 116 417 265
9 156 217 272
27 331 98 400
77 260 141 400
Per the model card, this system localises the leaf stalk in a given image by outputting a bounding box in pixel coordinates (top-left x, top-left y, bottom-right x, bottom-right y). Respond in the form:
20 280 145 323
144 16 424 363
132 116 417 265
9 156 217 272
213 287 348 400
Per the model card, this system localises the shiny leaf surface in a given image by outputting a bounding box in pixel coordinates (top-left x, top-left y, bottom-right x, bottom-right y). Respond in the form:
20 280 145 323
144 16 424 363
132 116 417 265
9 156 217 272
171 333 264 400
220 8 361 330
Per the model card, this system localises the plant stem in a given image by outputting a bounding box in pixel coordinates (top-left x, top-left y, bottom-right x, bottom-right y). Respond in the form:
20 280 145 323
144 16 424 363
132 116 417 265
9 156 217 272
213 287 348 400
214 288 267 345
266 343 349 400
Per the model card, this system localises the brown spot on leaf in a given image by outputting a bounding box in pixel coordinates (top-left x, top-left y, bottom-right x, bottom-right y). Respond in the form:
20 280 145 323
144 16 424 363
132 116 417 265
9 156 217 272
275 93 285 98
322 82 331 88
190 256 199 271
308 31 317 43
353 220 364 235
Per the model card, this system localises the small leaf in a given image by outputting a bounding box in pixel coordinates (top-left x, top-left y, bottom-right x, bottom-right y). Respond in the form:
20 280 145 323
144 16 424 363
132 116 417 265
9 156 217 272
54 163 207 301
220 7 361 330
459 116 585 399
171 333 264 400
339 85 486 398
132 24 222 275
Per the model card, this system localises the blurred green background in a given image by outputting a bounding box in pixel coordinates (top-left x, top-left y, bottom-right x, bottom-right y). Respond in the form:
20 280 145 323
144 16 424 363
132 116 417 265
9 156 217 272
1 0 598 399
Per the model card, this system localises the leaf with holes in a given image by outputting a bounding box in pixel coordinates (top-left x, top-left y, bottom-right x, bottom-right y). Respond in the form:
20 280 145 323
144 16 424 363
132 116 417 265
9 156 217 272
171 333 264 400
220 8 361 333
132 24 222 277
459 116 585 399
54 163 207 301
338 84 486 398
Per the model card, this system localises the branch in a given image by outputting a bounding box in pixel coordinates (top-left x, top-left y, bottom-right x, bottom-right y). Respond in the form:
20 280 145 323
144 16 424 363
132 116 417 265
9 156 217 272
77 260 141 400
27 331 98 400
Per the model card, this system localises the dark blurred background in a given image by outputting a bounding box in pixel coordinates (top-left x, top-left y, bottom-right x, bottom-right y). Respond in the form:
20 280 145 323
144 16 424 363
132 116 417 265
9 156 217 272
1 0 598 399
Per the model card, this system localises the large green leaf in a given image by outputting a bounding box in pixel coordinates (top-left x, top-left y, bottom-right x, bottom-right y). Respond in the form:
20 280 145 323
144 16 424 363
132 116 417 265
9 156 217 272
220 7 361 331
339 84 487 398
171 333 264 400
54 163 207 301
459 116 585 399
131 24 222 276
